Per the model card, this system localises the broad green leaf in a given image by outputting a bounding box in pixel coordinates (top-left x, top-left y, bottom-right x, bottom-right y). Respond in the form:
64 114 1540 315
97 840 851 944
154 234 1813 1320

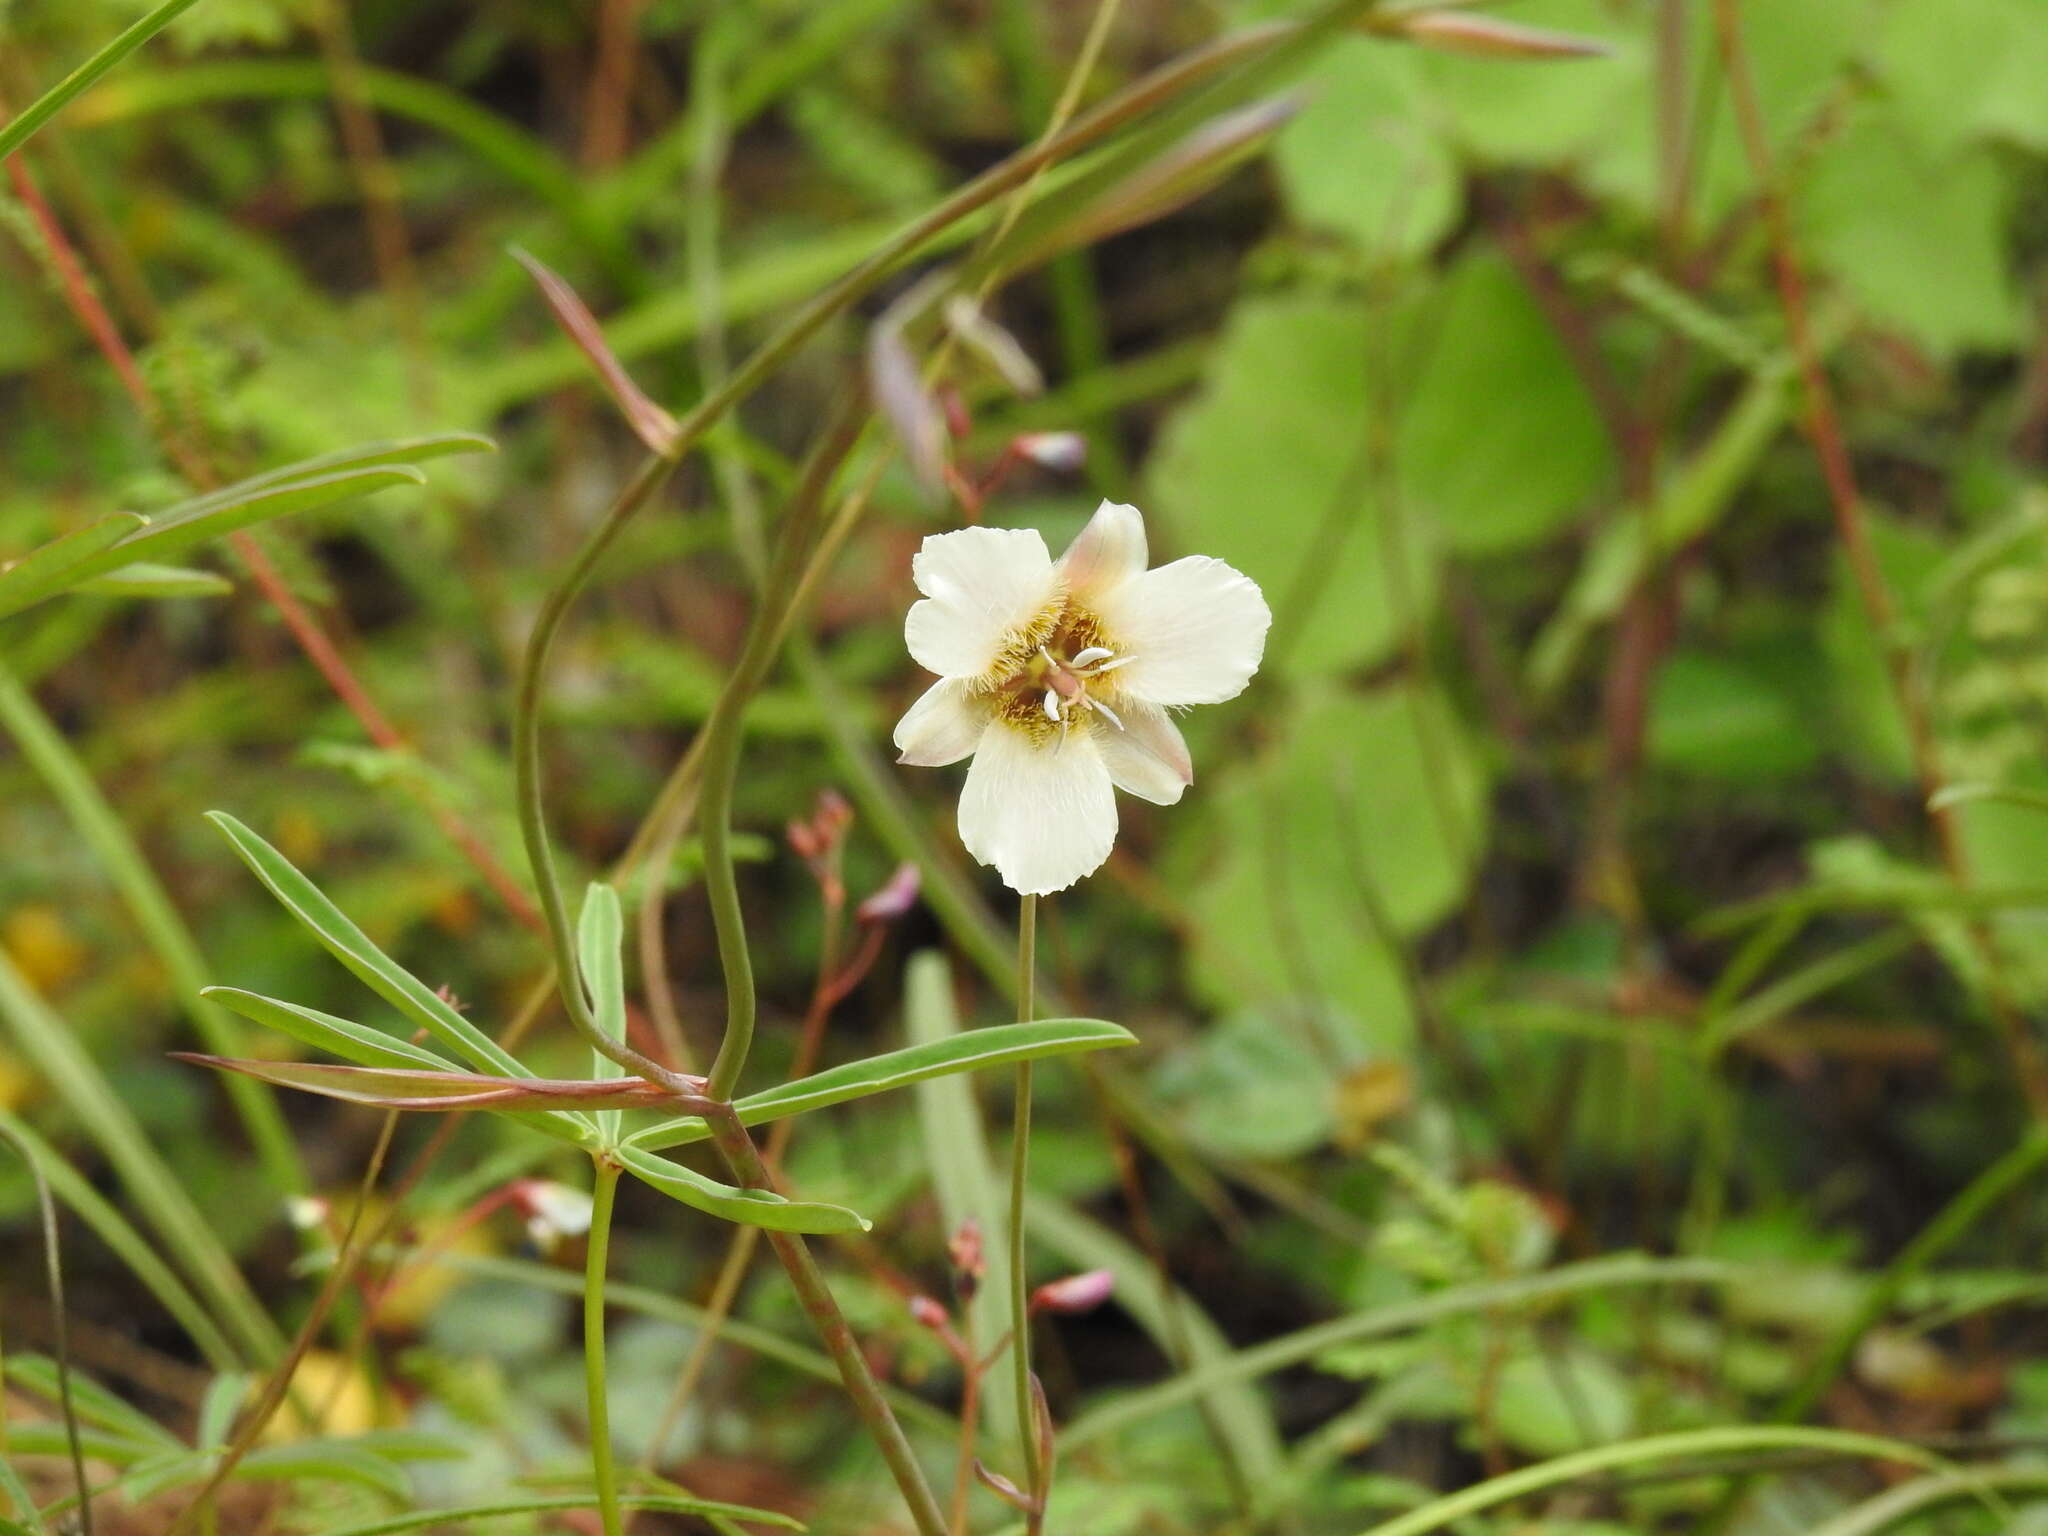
1149 1009 1338 1159
577 881 628 1146
73 563 232 598
0 514 145 619
615 1144 869 1234
206 812 537 1081
1150 293 1434 678
1177 681 1486 1054
1647 650 1821 783
1796 108 2024 358
1396 251 1614 554
625 1016 1137 1151
1868 0 2048 156
199 987 468 1072
1273 38 1458 259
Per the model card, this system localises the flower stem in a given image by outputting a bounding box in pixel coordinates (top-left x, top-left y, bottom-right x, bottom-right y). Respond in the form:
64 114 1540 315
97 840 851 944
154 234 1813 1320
1009 893 1042 1511
584 1158 625 1536
701 1105 949 1536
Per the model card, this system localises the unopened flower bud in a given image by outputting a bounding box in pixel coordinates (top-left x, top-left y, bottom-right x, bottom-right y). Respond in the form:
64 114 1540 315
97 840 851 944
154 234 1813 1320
511 1179 594 1252
857 861 922 923
1030 1268 1115 1316
948 1218 986 1299
908 1294 950 1331
285 1195 330 1231
815 788 854 840
787 818 823 860
1013 431 1087 474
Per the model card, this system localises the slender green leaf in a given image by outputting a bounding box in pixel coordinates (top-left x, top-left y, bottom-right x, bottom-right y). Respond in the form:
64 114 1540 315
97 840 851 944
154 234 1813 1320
160 433 494 525
200 987 462 1072
0 514 145 617
237 1442 410 1498
615 1144 869 1234
206 812 537 1079
72 563 232 598
0 0 205 160
0 469 426 622
316 1494 803 1536
577 882 628 1146
0 1357 181 1452
177 1054 670 1118
628 1016 1135 1151
1811 1467 2048 1536
196 1374 252 1450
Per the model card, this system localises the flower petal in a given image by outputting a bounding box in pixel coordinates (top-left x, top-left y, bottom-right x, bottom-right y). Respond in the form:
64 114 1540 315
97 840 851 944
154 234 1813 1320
1056 499 1148 603
894 679 988 767
1097 555 1271 707
1093 701 1192 805
905 527 1059 680
958 720 1118 895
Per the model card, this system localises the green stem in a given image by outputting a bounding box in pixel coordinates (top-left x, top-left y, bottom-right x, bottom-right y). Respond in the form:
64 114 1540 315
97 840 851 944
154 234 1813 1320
585 1159 626 1536
702 1107 948 1536
1009 894 1042 1508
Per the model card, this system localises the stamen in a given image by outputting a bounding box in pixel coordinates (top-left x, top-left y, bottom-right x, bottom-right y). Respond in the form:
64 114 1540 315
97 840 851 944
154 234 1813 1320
1043 689 1062 723
1070 646 1115 668
1090 697 1125 731
1090 655 1136 674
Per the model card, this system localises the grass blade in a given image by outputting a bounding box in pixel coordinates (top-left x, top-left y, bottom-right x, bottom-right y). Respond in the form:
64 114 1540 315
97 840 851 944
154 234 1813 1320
0 0 205 160
0 951 282 1366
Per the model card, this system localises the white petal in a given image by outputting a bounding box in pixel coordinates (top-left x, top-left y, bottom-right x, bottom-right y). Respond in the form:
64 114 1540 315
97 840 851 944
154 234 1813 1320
893 679 987 766
905 527 1059 679
1055 499 1148 603
1097 556 1272 707
957 719 1118 895
1094 701 1192 806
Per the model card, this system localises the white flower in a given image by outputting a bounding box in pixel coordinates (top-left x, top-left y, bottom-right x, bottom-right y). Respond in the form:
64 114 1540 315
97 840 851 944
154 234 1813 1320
892 500 1270 895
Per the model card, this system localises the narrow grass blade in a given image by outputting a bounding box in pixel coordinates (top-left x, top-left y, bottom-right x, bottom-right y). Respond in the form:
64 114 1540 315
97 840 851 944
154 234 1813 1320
201 987 462 1072
0 664 305 1195
0 0 205 159
1352 1427 1984 1536
616 1144 869 1234
1061 1255 1732 1448
627 1017 1135 1150
207 811 535 1079
0 1109 239 1370
0 952 283 1366
903 950 1019 1446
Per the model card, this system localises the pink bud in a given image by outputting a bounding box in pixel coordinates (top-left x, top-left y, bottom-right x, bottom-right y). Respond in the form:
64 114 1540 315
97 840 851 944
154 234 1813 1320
908 1294 950 1331
787 818 823 860
815 788 854 839
1030 1268 1115 1316
1013 431 1087 474
857 862 922 923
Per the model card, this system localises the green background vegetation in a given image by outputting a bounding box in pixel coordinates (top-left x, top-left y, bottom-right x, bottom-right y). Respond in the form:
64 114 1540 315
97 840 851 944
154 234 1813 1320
7 0 2048 1531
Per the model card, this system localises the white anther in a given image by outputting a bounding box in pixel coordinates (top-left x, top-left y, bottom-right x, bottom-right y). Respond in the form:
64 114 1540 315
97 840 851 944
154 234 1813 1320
1089 697 1125 731
1070 646 1116 669
1043 689 1062 723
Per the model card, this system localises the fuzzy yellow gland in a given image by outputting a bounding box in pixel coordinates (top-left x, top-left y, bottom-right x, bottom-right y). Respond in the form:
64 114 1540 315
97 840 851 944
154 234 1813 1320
894 500 1270 894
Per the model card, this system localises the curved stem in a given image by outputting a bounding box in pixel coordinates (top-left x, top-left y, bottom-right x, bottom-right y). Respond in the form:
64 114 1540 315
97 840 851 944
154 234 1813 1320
1008 894 1042 1509
585 1159 626 1536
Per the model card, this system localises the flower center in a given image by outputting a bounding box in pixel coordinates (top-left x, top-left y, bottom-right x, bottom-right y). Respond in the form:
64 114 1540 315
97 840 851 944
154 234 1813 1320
985 601 1132 745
